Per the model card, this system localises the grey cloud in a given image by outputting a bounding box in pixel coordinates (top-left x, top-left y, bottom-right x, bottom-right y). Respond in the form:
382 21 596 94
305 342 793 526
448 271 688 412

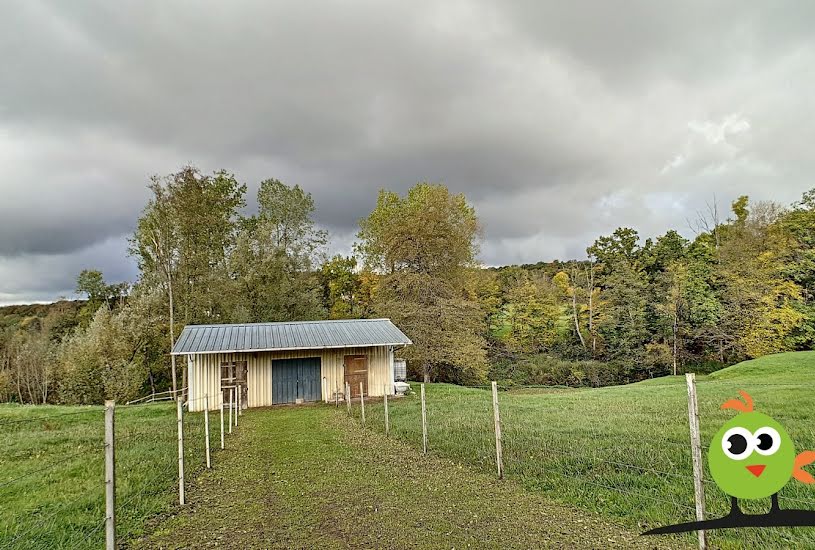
1 0 814 302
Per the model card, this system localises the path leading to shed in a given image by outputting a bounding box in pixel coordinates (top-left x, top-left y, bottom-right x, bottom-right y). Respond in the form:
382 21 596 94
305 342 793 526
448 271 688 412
132 406 684 549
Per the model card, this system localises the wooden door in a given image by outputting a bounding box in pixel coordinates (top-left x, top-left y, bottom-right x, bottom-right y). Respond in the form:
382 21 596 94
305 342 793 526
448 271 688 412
221 360 248 408
344 355 368 398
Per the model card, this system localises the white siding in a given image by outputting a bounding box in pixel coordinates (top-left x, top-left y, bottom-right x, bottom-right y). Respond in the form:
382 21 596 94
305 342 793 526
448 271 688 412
187 345 395 411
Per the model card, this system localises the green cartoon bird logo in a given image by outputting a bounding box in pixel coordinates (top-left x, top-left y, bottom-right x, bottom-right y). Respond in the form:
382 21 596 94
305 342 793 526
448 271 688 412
645 390 815 535
709 390 814 510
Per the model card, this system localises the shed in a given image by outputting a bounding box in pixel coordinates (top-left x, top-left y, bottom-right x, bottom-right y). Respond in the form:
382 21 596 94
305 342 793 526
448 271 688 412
171 318 412 411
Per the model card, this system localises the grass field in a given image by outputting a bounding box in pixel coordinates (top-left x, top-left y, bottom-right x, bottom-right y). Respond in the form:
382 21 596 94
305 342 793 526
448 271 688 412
360 351 815 549
3 352 814 548
0 401 217 549
134 406 681 549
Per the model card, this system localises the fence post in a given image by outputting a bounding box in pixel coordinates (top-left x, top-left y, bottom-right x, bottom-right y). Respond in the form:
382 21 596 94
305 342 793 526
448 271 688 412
384 384 389 437
360 382 366 425
491 381 504 479
104 400 115 550
346 382 351 415
685 373 707 550
204 394 211 469
335 383 339 408
238 384 242 417
236 386 240 427
229 388 233 433
220 393 225 450
421 383 428 454
177 398 185 505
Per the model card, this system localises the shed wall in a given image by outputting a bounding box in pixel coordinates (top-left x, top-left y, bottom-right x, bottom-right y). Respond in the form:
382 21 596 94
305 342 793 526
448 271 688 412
187 346 394 411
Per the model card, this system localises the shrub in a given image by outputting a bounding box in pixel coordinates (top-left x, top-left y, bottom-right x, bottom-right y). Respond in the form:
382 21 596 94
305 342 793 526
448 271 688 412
490 354 630 388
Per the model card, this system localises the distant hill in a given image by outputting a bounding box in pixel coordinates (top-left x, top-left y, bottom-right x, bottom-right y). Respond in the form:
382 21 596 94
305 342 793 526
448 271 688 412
0 300 85 332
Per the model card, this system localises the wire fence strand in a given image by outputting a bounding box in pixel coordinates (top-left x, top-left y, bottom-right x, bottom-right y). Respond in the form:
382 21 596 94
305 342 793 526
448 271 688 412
0 408 104 427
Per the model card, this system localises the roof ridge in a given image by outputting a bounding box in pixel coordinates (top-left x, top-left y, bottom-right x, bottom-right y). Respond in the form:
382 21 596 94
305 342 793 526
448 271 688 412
184 318 392 329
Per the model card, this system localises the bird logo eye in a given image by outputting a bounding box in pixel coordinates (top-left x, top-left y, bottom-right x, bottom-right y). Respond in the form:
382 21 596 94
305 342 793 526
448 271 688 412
753 427 781 456
722 427 754 460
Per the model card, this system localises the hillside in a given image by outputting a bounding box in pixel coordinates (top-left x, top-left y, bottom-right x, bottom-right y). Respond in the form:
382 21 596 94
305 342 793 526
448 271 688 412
361 352 815 549
0 300 84 332
708 351 815 381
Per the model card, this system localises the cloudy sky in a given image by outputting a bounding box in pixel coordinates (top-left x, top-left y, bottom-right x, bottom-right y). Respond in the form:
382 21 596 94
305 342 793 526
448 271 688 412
2 1 814 304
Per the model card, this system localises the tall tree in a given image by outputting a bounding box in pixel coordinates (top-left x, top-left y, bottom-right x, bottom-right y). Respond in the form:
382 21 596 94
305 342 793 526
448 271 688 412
319 255 362 319
505 270 560 354
596 260 650 366
357 184 487 383
131 166 246 394
228 179 326 322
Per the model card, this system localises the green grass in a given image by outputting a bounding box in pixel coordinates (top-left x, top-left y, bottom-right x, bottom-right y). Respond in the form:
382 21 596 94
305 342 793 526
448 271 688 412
0 401 219 549
136 406 680 549
360 351 815 549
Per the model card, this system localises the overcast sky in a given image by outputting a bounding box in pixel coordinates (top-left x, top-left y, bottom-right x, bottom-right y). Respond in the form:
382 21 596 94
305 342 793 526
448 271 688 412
2 1 814 304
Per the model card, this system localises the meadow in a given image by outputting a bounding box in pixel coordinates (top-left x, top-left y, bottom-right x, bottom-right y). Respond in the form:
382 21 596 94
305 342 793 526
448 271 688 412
0 401 215 549
360 352 815 549
3 352 814 549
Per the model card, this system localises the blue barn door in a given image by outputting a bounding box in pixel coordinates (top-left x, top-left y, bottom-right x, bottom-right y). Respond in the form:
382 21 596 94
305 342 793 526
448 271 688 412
272 358 321 404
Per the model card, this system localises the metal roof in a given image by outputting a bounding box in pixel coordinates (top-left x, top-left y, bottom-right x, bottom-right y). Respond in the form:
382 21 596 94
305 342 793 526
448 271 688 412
171 318 412 355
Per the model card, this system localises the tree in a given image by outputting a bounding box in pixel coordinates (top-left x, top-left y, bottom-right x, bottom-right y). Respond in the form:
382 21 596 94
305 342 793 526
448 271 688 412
709 197 803 360
75 270 129 326
778 188 815 349
357 184 487 383
131 179 180 394
587 227 641 273
504 271 560 354
553 269 589 351
5 329 53 404
319 255 362 319
76 270 108 304
358 184 480 278
228 179 326 322
131 166 246 394
655 262 689 375
596 261 650 369
58 306 150 404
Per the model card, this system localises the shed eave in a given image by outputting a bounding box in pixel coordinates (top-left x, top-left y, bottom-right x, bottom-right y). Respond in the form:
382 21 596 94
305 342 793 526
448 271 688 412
171 341 412 356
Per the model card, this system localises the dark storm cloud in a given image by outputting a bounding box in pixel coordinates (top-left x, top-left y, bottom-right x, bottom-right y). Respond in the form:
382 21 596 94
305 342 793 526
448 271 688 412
2 0 814 303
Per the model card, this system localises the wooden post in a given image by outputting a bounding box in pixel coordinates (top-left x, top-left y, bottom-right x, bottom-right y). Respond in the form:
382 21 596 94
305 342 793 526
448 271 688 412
204 394 211 469
491 381 504 479
104 400 115 550
346 382 351 415
420 383 428 454
360 382 366 425
236 386 240 427
686 373 707 550
228 388 233 433
220 393 225 450
335 384 339 408
177 398 185 505
383 384 389 437
238 384 242 416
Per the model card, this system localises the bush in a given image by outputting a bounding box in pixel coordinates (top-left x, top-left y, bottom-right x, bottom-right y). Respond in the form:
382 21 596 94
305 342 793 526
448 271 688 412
490 354 631 388
58 306 148 404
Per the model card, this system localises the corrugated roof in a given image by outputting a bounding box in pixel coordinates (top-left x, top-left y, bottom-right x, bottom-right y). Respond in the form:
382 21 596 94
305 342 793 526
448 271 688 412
171 318 412 355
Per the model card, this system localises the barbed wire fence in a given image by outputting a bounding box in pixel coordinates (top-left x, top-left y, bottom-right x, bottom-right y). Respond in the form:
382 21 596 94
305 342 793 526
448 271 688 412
0 385 246 550
345 376 815 550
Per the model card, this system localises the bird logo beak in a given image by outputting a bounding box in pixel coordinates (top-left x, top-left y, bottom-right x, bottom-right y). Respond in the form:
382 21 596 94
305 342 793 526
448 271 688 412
746 464 766 477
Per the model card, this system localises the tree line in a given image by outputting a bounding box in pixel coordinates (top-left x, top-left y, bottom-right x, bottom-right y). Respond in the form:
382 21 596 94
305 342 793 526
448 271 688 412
1 166 813 403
